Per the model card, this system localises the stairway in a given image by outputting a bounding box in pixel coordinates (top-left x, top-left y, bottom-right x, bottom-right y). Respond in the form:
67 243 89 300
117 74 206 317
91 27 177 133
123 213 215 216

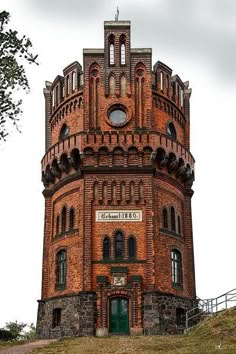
185 288 236 331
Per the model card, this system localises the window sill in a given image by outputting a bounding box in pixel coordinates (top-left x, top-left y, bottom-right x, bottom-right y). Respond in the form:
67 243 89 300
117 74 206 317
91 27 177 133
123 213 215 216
92 259 146 264
172 283 183 290
54 228 79 240
160 228 182 239
55 284 66 291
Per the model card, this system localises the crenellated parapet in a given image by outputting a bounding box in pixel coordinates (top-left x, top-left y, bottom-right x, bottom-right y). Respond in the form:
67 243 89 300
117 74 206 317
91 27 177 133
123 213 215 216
41 130 194 189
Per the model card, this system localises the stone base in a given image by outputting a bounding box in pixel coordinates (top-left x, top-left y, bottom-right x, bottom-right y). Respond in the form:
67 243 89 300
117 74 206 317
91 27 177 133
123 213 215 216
96 328 109 337
36 292 96 339
143 292 195 335
130 327 143 336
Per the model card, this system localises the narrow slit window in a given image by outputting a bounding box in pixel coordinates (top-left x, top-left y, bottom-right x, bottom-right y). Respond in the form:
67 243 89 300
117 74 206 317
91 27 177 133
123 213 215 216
69 208 75 229
103 237 110 259
178 215 181 234
110 43 114 65
163 208 168 228
61 206 67 232
160 71 164 91
128 237 136 258
171 249 182 285
121 43 125 65
56 215 60 235
56 250 67 288
171 206 176 232
115 232 123 258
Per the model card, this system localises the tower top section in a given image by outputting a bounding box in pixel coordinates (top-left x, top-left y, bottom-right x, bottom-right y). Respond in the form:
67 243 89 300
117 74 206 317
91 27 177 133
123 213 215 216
104 20 131 28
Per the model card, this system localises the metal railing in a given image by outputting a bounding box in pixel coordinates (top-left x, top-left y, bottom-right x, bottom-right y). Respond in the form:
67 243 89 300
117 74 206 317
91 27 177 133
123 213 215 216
186 288 236 330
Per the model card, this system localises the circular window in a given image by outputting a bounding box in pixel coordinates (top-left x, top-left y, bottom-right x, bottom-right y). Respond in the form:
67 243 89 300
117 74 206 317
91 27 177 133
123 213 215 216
109 109 127 125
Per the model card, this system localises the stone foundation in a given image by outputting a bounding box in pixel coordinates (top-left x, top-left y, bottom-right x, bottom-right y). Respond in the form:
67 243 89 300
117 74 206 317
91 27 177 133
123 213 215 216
37 291 196 338
36 292 97 339
143 292 195 335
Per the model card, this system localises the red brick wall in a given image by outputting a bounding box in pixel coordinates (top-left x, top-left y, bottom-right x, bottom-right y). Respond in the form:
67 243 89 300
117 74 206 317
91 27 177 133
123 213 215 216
40 21 195 306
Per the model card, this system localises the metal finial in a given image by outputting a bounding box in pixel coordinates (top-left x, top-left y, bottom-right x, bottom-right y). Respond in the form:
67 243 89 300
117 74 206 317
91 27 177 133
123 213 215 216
115 7 119 21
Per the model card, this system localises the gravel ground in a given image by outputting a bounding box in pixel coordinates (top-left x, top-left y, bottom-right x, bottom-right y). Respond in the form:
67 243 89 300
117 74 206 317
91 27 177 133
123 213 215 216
0 340 57 354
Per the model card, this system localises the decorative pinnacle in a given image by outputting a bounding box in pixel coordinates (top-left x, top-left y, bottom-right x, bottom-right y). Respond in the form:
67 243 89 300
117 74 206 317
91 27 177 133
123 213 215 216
115 7 119 21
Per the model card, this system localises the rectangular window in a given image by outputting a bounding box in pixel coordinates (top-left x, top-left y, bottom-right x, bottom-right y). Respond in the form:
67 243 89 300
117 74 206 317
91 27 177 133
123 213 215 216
52 308 61 328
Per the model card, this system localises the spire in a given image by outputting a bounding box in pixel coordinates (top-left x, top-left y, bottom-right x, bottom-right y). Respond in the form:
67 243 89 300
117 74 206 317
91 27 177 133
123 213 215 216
115 7 119 21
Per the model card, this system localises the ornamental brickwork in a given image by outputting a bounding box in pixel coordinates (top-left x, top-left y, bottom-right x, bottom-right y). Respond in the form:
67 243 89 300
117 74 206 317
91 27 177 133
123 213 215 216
36 19 196 338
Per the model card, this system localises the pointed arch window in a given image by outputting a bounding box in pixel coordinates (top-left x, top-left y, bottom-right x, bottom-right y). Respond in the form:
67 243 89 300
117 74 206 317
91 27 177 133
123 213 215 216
59 124 69 141
115 232 123 258
163 208 168 229
128 237 136 258
61 206 67 233
171 206 176 232
121 43 126 65
56 215 60 235
56 250 67 288
103 237 110 259
109 43 115 65
178 215 181 234
69 208 75 229
171 249 182 286
167 122 177 140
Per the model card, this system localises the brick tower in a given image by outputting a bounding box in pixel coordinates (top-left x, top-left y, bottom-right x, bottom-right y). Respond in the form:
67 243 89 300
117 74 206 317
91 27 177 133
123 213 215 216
36 19 196 338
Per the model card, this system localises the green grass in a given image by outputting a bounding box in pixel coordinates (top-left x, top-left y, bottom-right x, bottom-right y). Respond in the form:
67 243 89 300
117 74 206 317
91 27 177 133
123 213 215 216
0 340 27 349
30 307 236 353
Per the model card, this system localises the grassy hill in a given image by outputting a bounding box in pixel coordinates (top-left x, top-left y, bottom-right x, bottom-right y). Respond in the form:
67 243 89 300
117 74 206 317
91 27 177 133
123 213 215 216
24 307 236 353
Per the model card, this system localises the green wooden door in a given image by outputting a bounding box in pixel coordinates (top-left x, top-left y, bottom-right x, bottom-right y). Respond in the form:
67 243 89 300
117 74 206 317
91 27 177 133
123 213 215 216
110 298 129 334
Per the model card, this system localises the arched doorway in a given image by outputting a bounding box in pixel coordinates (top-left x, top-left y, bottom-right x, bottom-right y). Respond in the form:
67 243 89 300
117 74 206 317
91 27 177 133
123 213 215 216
109 298 129 334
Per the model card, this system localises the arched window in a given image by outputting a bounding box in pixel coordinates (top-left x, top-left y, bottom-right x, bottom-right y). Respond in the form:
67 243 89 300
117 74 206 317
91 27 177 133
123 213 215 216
69 208 75 229
167 122 177 140
128 237 136 258
178 215 181 234
163 208 168 228
56 215 60 235
121 43 125 65
61 206 67 233
115 232 123 258
109 43 114 65
171 249 182 286
171 206 176 232
59 124 69 141
103 237 110 259
56 250 67 288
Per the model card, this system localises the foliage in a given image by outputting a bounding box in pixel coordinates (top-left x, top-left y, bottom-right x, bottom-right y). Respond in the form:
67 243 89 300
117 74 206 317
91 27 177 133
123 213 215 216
5 320 27 340
0 10 38 141
0 328 16 341
21 323 36 341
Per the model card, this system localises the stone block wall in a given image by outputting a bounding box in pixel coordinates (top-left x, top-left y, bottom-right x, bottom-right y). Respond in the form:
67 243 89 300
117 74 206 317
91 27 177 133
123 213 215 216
143 292 194 335
36 292 96 339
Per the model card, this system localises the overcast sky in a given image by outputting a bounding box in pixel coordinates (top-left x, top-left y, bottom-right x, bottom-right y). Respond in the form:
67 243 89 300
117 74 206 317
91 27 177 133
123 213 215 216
1 0 236 327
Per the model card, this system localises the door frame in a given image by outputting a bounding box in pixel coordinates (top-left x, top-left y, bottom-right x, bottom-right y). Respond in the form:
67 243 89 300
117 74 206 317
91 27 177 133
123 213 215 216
108 296 130 335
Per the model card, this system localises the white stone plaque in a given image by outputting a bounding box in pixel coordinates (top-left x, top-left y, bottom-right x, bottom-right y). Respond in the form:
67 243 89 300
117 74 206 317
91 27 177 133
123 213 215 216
96 210 142 222
113 276 126 286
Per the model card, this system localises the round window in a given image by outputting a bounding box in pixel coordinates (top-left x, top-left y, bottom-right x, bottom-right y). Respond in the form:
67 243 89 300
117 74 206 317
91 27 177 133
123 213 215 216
109 109 127 125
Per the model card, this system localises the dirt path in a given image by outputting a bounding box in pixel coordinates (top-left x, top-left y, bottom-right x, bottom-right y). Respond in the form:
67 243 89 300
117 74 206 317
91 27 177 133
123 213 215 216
0 340 56 354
